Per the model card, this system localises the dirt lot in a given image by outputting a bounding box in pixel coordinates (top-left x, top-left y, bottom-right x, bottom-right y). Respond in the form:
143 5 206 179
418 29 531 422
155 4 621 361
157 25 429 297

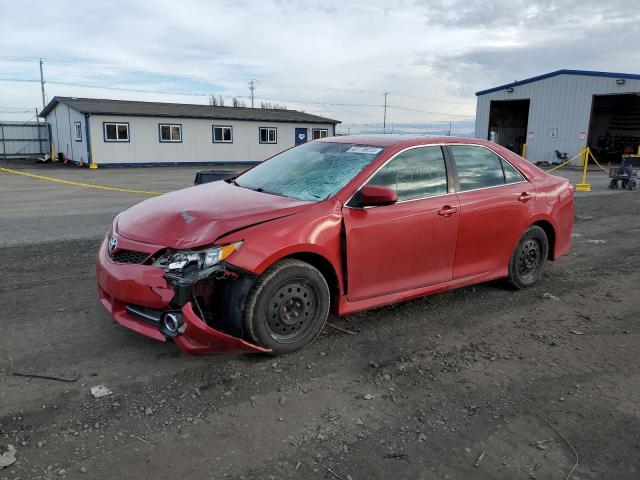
1 161 639 479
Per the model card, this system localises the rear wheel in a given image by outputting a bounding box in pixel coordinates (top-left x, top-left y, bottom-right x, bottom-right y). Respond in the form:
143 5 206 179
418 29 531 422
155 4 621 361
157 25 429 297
243 259 330 355
507 226 549 289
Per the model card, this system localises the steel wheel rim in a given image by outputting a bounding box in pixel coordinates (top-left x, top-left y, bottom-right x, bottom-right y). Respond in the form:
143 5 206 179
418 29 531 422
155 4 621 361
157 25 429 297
265 278 319 343
518 239 541 277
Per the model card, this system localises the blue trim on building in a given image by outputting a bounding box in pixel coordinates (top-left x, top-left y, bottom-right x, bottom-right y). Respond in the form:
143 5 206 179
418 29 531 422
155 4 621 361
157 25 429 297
212 125 233 143
158 123 183 143
476 69 640 96
259 126 277 144
47 123 52 151
85 114 92 164
103 121 131 142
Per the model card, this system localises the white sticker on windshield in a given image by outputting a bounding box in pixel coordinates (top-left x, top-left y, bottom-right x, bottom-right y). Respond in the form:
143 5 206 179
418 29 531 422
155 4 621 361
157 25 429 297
346 146 383 154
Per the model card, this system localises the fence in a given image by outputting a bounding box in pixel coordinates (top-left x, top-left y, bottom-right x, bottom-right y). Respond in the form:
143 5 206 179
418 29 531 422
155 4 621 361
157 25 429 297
0 121 49 158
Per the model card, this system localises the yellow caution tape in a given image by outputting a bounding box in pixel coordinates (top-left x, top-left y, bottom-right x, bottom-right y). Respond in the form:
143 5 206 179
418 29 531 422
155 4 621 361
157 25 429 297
0 166 162 196
546 151 584 172
588 151 610 173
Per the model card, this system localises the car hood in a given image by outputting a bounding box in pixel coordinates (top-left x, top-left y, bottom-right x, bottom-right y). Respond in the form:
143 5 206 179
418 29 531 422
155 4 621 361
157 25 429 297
116 181 313 249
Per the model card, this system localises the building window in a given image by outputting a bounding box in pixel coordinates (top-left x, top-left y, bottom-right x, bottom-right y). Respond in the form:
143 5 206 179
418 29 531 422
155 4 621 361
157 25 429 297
104 122 129 142
259 127 277 144
312 128 328 140
159 124 182 142
213 125 233 143
74 121 82 141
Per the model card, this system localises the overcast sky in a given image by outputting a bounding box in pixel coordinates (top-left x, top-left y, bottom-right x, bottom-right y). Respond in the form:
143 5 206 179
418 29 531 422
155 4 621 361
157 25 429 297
0 0 638 132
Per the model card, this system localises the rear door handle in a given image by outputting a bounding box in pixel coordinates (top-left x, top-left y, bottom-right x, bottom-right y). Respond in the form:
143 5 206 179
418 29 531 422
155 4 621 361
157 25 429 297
518 192 534 202
437 205 458 217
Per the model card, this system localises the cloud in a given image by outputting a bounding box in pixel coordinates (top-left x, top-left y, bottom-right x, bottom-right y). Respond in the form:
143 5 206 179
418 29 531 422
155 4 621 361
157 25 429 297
0 0 637 128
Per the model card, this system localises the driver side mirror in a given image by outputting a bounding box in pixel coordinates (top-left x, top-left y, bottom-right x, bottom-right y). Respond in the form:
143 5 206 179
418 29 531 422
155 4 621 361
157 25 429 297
359 185 398 207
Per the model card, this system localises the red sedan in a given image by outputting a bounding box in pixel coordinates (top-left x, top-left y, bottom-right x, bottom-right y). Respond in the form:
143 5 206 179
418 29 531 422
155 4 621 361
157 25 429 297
96 136 574 355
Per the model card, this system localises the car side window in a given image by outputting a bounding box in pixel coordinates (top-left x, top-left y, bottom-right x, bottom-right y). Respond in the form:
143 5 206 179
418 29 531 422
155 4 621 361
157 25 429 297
501 158 525 184
450 145 507 191
366 146 448 201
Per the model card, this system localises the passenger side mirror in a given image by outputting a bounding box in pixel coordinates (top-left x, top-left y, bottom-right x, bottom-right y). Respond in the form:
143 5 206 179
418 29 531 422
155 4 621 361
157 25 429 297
359 185 398 207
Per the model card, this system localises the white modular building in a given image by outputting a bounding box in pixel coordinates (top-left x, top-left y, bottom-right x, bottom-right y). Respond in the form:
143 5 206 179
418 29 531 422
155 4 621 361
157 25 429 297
40 97 340 167
475 70 640 164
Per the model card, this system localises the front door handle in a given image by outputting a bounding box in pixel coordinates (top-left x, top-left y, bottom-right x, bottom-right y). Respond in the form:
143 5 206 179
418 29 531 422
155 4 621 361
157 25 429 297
437 205 458 217
518 192 534 202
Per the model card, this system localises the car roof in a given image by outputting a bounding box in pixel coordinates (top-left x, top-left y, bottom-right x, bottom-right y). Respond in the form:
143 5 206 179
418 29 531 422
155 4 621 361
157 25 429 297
320 134 488 148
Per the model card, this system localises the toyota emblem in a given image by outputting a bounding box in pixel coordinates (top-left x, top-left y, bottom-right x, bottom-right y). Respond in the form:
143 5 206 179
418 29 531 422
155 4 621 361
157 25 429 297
108 236 118 253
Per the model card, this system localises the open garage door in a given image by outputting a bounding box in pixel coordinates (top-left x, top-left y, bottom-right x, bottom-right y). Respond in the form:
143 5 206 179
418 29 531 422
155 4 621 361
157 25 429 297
589 94 640 164
487 99 529 155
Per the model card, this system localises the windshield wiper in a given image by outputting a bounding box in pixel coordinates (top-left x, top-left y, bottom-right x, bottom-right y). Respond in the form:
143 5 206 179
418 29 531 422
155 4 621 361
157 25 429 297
232 180 320 201
233 181 266 194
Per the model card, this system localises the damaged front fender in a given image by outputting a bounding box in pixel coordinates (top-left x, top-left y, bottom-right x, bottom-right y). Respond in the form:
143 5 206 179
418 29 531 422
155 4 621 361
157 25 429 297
174 302 271 355
97 235 269 354
162 262 269 354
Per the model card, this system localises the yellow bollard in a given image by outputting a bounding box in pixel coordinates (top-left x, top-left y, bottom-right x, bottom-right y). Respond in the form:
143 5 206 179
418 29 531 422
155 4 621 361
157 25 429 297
521 143 527 159
576 147 591 191
89 145 98 169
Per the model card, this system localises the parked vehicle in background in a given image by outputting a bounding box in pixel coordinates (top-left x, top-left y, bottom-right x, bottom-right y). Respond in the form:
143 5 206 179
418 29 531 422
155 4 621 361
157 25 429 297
96 136 574 355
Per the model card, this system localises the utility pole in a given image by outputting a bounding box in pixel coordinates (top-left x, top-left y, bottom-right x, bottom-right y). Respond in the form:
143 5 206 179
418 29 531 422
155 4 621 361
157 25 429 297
382 91 390 134
39 58 46 109
448 121 452 136
248 79 256 108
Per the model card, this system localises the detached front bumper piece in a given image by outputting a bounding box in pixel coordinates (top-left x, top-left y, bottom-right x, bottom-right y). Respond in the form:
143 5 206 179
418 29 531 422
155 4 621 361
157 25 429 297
97 237 270 355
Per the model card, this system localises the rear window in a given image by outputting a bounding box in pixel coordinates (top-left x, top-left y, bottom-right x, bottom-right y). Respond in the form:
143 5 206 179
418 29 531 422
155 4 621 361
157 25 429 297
450 145 524 191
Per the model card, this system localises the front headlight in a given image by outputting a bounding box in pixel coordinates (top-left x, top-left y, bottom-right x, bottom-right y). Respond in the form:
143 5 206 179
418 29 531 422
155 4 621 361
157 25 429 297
153 241 243 272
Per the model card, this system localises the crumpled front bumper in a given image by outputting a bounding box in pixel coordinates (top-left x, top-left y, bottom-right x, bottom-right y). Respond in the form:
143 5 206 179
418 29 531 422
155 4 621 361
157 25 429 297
96 236 270 355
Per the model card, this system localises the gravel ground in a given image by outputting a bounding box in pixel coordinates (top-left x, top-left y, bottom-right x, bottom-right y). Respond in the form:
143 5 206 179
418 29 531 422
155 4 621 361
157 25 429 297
1 160 639 479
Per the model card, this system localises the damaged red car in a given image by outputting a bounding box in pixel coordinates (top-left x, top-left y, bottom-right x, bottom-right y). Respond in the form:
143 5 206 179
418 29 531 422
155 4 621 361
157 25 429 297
96 136 574 355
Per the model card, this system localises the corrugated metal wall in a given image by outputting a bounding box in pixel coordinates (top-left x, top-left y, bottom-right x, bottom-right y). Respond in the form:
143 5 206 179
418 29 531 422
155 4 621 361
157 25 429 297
475 73 640 164
0 121 48 157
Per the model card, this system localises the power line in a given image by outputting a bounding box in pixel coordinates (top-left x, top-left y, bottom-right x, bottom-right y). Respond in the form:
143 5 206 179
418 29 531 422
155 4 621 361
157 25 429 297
388 105 474 118
0 56 472 105
0 77 474 119
0 77 381 111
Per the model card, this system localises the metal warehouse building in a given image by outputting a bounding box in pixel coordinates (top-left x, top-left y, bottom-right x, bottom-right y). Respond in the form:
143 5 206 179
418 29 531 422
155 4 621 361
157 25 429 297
475 70 640 164
40 97 339 167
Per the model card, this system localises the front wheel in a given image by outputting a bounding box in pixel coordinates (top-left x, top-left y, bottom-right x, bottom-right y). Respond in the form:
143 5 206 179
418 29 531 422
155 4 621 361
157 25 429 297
243 259 330 355
507 226 549 289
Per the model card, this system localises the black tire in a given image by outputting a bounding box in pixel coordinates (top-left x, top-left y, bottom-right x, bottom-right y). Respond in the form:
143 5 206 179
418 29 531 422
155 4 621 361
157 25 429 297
507 225 549 289
609 179 618 189
243 259 330 355
629 180 636 190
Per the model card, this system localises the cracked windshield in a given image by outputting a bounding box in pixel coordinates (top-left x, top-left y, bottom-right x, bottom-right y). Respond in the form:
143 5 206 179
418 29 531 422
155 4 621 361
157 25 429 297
235 142 384 201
